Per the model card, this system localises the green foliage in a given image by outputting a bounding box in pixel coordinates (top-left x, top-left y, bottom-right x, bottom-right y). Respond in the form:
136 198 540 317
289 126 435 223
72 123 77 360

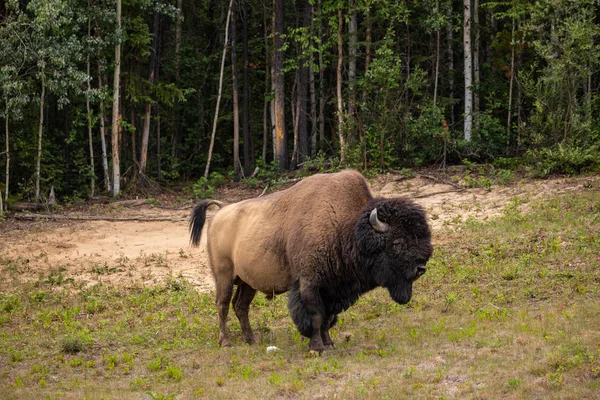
191 171 228 199
2 0 600 202
524 143 600 177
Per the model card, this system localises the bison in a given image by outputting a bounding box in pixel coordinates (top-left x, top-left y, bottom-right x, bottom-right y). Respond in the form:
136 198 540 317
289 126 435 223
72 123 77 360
190 170 432 352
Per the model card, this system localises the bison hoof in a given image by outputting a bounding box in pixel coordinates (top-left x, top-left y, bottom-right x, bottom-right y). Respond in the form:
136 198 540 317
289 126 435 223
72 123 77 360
308 349 323 357
219 338 232 348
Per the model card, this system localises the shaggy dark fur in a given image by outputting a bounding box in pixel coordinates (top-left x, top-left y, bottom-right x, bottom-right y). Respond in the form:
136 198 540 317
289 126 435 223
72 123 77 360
287 197 432 339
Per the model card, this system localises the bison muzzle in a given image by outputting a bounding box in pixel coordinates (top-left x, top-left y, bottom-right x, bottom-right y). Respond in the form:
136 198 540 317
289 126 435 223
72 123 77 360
190 170 433 352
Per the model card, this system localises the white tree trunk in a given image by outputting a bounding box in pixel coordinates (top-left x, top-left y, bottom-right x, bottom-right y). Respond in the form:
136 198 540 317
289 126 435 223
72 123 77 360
35 81 45 202
463 0 473 141
111 0 122 197
98 63 111 193
204 0 234 180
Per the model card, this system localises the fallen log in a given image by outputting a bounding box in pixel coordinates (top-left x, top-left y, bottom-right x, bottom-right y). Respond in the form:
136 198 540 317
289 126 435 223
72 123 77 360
8 202 45 211
14 214 186 222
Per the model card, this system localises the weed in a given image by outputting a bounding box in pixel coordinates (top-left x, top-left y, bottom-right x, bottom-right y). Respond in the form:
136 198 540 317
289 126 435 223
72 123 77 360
146 392 177 400
165 365 182 382
147 357 163 372
9 347 24 363
61 336 84 354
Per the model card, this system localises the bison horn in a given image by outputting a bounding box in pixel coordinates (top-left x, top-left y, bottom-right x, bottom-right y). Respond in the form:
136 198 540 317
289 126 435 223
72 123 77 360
369 208 389 233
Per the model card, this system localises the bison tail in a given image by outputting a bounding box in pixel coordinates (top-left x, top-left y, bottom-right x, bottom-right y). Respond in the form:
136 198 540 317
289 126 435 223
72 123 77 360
287 281 314 338
189 200 224 247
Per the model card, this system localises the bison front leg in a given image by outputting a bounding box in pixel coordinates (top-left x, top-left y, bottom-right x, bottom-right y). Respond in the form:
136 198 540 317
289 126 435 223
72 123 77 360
321 314 338 348
232 282 257 345
288 281 327 353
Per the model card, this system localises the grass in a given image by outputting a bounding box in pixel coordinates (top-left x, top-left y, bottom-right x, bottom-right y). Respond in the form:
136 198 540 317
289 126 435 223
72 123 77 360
1 191 599 399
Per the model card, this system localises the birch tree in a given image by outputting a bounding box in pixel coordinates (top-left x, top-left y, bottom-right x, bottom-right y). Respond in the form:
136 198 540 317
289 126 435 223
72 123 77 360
463 0 473 141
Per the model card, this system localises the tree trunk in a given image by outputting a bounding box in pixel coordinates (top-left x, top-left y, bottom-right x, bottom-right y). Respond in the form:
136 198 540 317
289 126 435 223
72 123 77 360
4 113 8 206
204 0 234 180
317 0 325 150
231 2 241 181
297 0 309 165
273 0 287 169
140 7 160 175
473 0 480 131
447 4 455 126
242 0 250 176
156 106 162 179
291 71 300 169
262 2 269 163
506 14 515 153
171 0 183 160
131 109 138 171
433 27 440 106
35 79 45 203
362 7 371 167
463 0 473 141
336 8 345 163
86 14 95 198
97 63 111 193
347 0 357 134
308 1 317 157
111 0 122 197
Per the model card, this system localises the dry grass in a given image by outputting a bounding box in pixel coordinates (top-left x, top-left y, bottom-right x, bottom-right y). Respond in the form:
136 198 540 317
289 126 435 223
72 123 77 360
1 190 599 399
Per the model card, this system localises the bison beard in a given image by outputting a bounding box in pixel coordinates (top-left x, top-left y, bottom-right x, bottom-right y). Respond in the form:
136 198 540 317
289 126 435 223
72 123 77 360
190 170 432 352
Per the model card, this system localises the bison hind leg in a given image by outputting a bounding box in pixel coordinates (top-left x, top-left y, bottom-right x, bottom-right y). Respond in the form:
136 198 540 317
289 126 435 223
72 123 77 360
287 282 314 338
232 282 257 345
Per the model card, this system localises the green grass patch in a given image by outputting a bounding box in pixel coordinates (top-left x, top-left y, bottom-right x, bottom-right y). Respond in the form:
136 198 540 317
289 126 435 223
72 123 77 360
0 191 599 398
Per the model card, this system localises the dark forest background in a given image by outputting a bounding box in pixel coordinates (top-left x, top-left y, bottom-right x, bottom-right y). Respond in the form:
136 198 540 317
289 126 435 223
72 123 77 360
1 0 599 203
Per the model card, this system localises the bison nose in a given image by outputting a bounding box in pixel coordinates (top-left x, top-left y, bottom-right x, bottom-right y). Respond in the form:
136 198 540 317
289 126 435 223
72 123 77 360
415 266 427 279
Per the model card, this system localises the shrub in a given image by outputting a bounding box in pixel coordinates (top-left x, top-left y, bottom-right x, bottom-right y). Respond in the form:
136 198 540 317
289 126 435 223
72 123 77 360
524 143 600 177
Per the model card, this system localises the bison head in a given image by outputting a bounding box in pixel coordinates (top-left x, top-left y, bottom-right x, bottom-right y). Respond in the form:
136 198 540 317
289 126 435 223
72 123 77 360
355 198 433 304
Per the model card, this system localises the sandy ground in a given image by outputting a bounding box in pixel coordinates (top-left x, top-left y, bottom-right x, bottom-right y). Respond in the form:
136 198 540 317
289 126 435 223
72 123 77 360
1 174 597 292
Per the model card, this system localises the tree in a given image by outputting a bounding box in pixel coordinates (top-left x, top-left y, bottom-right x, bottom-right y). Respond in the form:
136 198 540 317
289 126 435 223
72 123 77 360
111 0 122 197
241 0 250 177
204 0 234 180
231 1 241 180
140 3 161 177
21 0 87 202
336 7 345 162
463 0 473 141
273 0 287 169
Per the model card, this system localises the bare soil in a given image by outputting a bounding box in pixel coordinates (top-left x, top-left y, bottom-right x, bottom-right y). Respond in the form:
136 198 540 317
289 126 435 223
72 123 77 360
1 174 597 292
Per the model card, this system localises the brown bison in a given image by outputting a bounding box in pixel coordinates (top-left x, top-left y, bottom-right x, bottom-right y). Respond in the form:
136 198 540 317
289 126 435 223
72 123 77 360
190 170 432 352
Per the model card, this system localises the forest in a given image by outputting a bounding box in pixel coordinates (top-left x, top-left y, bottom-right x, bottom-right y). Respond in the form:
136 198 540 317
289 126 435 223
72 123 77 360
1 0 599 205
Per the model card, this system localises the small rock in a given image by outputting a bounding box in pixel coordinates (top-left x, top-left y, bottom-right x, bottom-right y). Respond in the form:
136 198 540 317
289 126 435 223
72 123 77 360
266 346 280 353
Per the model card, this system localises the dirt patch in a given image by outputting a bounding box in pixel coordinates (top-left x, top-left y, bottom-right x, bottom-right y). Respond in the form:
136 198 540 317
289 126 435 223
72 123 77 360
1 174 597 292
